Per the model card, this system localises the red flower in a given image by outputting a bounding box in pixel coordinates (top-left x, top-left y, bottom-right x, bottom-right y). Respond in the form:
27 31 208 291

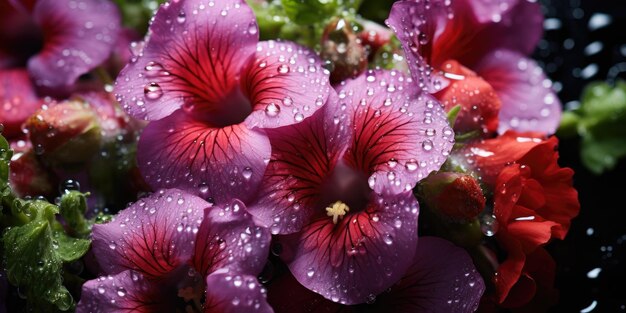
467 131 579 307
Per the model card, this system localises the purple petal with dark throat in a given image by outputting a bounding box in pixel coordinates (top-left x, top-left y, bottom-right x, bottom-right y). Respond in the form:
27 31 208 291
281 190 420 305
339 70 454 194
242 40 332 130
114 0 258 121
136 110 271 204
246 92 350 234
91 189 208 278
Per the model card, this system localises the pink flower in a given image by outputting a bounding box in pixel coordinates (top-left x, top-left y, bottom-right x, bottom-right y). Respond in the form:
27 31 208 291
115 0 332 204
386 0 561 134
77 189 272 312
267 237 485 313
247 70 454 304
0 0 120 88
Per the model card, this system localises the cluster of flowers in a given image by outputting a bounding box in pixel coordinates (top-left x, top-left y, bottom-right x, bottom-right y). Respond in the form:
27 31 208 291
0 0 580 312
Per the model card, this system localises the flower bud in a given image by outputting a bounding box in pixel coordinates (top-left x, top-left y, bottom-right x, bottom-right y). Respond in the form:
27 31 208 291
25 99 102 167
320 18 368 84
420 172 486 222
9 150 57 197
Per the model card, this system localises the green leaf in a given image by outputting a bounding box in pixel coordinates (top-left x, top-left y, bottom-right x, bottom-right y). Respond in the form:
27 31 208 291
59 191 91 238
281 0 338 25
563 80 626 174
2 200 90 311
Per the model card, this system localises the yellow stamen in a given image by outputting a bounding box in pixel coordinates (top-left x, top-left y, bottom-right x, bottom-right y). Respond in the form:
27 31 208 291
326 201 350 224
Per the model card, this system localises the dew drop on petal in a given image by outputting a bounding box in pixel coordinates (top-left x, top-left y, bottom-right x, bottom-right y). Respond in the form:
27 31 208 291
277 64 290 74
421 140 433 151
144 82 163 100
265 102 280 117
242 167 253 180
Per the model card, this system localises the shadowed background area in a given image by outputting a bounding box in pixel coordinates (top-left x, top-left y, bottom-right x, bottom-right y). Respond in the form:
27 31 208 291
535 0 626 312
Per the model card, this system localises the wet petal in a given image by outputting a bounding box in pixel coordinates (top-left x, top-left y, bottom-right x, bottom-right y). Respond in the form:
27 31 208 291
246 93 349 234
371 237 484 312
91 189 208 278
281 191 419 305
205 269 273 313
136 110 270 204
77 270 173 313
28 0 120 88
114 0 258 120
475 50 561 134
339 70 453 194
192 199 270 277
386 0 449 92
242 40 332 129
432 0 543 68
0 69 41 138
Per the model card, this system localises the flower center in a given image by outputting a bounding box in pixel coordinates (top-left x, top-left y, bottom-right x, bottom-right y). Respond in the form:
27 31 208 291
186 86 252 128
319 162 371 217
326 201 350 224
0 6 43 67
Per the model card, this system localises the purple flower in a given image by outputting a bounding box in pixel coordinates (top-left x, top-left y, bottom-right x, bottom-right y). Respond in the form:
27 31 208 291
0 0 120 88
77 189 272 312
387 0 561 134
267 237 485 313
247 70 454 304
114 0 332 204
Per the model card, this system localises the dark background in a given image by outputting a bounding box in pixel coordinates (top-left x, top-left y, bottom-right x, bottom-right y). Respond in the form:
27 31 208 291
536 0 626 312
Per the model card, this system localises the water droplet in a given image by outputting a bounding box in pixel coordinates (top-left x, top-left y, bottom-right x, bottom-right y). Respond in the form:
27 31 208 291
60 179 81 193
242 167 253 180
277 64 290 74
283 96 293 106
294 113 304 122
176 10 186 23
421 140 433 151
306 268 315 278
144 82 163 100
480 214 499 236
97 286 105 294
116 287 126 297
248 22 258 35
425 128 436 136
383 233 393 245
265 102 280 117
405 159 418 172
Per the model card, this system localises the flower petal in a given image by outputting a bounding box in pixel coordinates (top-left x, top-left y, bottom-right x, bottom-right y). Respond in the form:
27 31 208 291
242 40 332 129
114 0 258 120
432 0 543 68
204 269 273 313
372 237 485 313
192 199 270 277
475 50 561 134
386 0 449 92
91 189 207 278
280 191 419 305
77 270 174 313
27 0 120 88
246 92 349 234
136 110 270 204
339 70 453 194
0 69 41 139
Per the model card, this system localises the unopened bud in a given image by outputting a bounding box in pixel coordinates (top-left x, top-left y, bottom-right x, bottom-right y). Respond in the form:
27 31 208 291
25 99 102 167
420 172 486 222
10 150 57 197
321 18 368 84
